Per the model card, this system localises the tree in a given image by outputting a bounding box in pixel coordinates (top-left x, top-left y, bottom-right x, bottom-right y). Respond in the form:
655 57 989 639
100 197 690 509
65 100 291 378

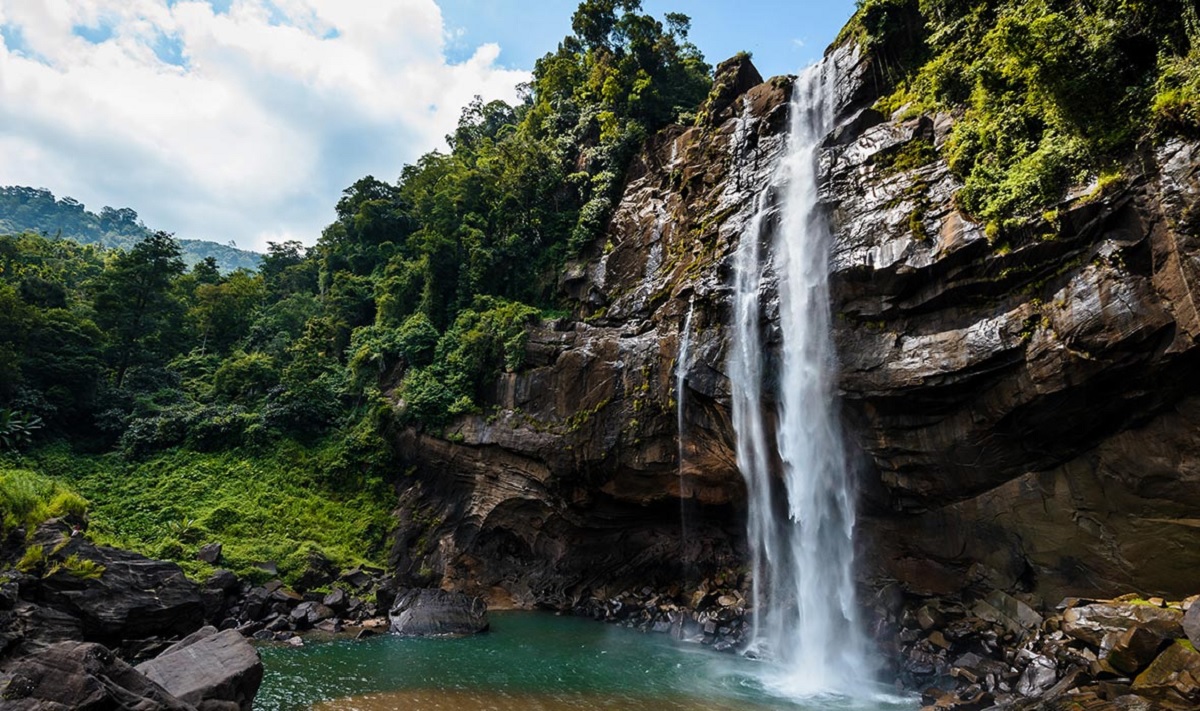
92 231 187 387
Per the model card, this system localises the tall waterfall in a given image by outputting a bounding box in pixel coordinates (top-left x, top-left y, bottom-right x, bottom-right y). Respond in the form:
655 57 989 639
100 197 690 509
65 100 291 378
676 297 695 575
730 54 869 696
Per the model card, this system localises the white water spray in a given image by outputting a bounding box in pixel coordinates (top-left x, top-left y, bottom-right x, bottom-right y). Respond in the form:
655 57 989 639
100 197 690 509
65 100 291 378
730 54 870 697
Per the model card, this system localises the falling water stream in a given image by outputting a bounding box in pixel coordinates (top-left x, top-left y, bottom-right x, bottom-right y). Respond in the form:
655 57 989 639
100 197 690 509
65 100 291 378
676 296 696 575
730 54 872 699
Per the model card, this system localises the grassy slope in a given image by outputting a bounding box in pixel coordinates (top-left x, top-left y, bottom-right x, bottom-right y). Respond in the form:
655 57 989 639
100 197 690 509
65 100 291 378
12 442 394 584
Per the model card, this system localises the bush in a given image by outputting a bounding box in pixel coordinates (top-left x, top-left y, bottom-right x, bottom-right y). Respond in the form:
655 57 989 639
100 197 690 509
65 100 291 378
852 0 1195 222
396 297 540 428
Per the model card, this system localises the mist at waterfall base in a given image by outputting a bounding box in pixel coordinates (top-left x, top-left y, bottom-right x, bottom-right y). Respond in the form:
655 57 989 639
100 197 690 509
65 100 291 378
726 50 902 704
255 613 913 710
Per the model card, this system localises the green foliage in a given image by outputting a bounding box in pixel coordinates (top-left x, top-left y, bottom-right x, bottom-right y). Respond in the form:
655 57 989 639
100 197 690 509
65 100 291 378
15 545 47 574
848 0 1194 223
92 231 188 388
1154 49 1200 135
56 553 106 579
0 467 87 534
0 410 43 451
212 352 279 404
24 443 392 584
398 298 540 427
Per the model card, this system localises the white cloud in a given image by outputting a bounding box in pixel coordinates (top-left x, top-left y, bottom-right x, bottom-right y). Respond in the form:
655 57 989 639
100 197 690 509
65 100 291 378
0 0 529 252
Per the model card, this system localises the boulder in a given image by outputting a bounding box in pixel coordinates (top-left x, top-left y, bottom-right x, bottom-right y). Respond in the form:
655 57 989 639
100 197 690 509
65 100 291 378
388 589 488 637
339 567 374 590
1015 654 1058 697
204 569 240 593
1132 640 1200 707
0 641 193 710
322 588 348 612
27 522 204 646
1062 603 1183 647
1184 603 1200 649
1102 626 1170 676
196 543 222 565
293 550 337 592
136 626 263 711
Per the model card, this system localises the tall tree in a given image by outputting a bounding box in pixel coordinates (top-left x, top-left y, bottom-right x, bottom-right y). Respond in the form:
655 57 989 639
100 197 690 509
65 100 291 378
92 231 186 387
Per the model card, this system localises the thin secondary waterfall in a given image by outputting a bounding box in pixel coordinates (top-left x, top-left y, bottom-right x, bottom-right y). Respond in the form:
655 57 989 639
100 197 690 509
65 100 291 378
730 54 869 697
676 297 695 574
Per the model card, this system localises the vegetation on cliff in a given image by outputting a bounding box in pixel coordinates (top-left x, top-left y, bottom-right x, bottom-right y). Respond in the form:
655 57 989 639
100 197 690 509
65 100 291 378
0 0 711 583
844 0 1200 229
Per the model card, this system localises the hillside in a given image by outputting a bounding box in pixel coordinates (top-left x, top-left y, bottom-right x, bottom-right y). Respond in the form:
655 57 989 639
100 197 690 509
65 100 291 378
0 186 262 273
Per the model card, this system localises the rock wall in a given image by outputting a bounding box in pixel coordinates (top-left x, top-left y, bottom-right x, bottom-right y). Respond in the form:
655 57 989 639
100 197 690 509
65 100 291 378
390 45 1200 616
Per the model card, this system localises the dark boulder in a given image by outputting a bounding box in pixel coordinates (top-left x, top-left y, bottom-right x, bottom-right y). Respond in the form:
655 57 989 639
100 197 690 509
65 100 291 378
322 588 348 612
204 570 239 593
136 626 263 711
195 543 222 565
388 589 488 637
0 641 193 710
293 550 337 592
25 522 204 647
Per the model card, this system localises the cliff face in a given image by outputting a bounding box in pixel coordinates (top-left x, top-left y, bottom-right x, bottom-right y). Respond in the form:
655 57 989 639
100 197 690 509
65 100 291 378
390 46 1200 610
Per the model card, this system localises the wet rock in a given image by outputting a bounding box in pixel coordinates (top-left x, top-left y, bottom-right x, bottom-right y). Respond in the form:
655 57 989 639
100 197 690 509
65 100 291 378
204 570 238 595
339 567 374 590
1183 603 1200 649
26 522 204 647
1102 626 1170 676
136 627 262 710
323 588 348 612
388 589 488 637
1063 604 1184 647
1131 641 1200 707
0 641 192 710
1016 654 1058 697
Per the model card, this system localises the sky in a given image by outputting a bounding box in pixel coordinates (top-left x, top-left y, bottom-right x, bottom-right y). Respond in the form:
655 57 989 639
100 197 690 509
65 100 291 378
0 0 858 253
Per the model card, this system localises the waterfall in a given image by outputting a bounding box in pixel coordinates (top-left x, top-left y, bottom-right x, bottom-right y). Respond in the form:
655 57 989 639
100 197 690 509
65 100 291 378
730 54 869 697
676 297 695 576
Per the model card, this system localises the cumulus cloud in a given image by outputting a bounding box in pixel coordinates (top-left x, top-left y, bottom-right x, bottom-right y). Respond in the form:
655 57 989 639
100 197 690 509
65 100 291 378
0 0 529 251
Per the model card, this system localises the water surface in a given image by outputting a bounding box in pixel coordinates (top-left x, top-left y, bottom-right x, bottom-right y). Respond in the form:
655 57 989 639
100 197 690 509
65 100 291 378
255 612 915 711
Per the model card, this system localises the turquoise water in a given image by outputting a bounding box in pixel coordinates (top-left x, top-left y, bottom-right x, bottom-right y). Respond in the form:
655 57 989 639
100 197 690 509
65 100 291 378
254 613 916 711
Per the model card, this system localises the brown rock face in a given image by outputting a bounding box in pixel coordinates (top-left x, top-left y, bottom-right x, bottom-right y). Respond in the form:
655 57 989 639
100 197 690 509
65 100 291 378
390 47 1200 611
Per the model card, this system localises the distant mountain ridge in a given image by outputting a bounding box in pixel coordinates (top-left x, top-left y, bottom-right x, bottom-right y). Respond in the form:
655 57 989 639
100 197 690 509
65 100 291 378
0 186 262 273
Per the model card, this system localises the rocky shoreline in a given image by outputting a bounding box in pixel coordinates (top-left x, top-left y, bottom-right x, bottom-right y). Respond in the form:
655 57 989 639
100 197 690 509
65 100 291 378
566 575 1200 710
7 518 1199 710
0 520 262 709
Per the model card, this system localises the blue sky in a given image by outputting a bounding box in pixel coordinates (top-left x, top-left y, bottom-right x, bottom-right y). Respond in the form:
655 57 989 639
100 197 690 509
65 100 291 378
0 1 860 252
439 1 859 77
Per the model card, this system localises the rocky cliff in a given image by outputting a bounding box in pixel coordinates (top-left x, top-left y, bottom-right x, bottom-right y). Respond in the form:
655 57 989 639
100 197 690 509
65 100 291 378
389 41 1200 616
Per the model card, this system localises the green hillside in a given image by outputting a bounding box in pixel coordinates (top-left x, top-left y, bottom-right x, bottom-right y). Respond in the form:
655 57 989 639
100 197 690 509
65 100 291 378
0 186 261 273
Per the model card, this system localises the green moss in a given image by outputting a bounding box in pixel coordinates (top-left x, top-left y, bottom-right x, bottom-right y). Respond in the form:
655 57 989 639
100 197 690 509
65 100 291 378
875 138 939 176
